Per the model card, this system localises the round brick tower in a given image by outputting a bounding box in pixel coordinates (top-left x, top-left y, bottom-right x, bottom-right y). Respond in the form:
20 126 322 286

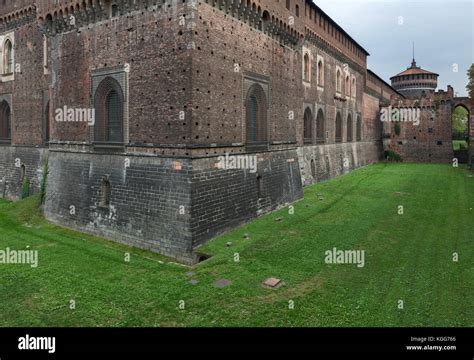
390 58 439 98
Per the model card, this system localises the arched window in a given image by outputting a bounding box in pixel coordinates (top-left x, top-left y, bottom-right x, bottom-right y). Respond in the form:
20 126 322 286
352 77 356 97
3 39 13 75
336 69 342 93
303 108 312 143
345 75 350 97
347 114 353 142
335 112 342 143
303 52 310 81
94 77 124 144
286 0 290 10
317 60 324 86
356 115 362 141
262 11 270 33
316 109 325 144
246 83 268 144
0 100 11 142
256 174 264 199
20 164 26 181
99 176 111 208
44 101 50 143
295 4 299 17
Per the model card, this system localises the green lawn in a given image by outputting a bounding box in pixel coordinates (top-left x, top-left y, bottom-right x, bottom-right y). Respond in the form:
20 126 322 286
0 163 473 327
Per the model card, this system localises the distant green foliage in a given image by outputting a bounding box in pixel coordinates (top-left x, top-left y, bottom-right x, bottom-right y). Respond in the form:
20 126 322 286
467 64 474 101
452 106 468 133
21 178 30 199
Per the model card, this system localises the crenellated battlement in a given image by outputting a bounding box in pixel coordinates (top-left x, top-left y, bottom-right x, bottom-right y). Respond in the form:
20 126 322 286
0 0 36 16
0 2 36 32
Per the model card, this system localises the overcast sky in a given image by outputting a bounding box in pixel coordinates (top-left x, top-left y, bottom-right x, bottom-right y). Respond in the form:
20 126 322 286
314 0 473 96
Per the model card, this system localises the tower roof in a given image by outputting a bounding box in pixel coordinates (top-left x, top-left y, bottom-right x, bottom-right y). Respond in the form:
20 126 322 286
390 59 438 79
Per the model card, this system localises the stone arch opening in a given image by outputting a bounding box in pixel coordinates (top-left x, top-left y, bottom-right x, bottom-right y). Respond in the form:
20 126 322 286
245 83 267 146
310 158 316 178
0 100 11 143
256 174 264 199
99 176 111 208
303 107 313 143
20 164 26 181
316 109 325 144
335 112 342 143
347 113 353 142
94 77 124 144
452 103 470 163
44 100 50 144
3 39 13 75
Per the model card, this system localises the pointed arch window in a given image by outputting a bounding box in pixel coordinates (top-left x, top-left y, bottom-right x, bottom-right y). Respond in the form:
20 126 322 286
345 75 350 97
94 77 124 144
335 112 342 143
245 83 268 145
317 59 324 86
347 114 353 142
3 39 13 75
303 108 313 143
316 109 325 144
303 52 311 82
99 177 111 208
336 69 342 93
0 100 11 142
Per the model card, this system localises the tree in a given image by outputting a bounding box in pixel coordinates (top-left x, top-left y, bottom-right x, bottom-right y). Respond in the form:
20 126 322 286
452 106 468 133
468 64 474 106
